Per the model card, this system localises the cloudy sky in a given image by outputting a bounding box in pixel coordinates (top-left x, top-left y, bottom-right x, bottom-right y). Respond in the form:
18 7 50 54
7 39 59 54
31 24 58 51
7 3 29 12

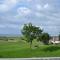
0 0 60 36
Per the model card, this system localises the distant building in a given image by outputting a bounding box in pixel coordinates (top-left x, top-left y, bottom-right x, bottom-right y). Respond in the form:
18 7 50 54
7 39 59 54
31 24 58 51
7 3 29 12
50 36 59 41
49 36 60 44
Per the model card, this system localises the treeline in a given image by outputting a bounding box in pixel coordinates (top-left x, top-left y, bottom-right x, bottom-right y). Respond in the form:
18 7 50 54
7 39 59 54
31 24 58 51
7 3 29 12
0 36 8 41
0 36 16 41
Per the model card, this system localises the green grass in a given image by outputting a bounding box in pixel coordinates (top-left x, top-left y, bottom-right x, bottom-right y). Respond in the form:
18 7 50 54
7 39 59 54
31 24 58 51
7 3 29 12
0 40 60 58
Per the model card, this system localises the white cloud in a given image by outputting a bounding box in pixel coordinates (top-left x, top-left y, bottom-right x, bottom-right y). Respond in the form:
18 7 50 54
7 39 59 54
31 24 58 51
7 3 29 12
0 24 19 28
44 3 49 8
27 0 32 2
18 0 32 2
17 7 31 16
7 24 19 28
0 4 8 12
0 0 18 12
0 0 60 35
5 0 17 6
35 12 44 17
36 3 49 11
0 25 6 28
36 4 42 11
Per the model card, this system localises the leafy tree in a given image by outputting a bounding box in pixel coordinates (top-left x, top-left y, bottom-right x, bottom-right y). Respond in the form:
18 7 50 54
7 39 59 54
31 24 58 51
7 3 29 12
22 23 43 48
41 33 50 45
59 34 60 41
37 33 50 45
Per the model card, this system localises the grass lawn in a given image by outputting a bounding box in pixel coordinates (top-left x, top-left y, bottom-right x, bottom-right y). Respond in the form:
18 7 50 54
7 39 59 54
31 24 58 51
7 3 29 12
0 40 60 58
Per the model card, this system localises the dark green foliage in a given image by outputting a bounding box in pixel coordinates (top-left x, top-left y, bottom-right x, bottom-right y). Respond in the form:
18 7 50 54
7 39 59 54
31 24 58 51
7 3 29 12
37 33 50 45
21 23 50 47
22 23 43 48
41 33 50 45
0 36 8 41
59 34 60 41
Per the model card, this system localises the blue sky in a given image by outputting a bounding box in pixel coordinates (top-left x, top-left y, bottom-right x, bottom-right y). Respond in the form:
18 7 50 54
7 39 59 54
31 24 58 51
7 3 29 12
0 0 60 36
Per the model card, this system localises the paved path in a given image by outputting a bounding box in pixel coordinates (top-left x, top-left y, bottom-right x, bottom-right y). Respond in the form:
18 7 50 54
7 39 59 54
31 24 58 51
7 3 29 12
0 57 60 60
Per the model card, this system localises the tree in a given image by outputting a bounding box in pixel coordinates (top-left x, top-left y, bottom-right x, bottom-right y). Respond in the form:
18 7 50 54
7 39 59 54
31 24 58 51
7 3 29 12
40 33 50 45
21 23 43 48
37 32 50 45
59 34 60 41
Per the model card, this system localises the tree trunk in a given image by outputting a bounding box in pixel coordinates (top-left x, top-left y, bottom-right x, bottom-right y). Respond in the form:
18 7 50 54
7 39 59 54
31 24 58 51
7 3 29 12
30 41 32 48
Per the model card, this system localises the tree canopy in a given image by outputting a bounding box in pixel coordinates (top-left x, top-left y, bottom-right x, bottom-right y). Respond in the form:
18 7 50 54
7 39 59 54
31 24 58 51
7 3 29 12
22 23 43 48
21 23 50 48
59 34 60 41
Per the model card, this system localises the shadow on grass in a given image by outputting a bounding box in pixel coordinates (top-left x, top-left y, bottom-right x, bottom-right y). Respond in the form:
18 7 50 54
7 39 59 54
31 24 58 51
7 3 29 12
42 46 60 52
